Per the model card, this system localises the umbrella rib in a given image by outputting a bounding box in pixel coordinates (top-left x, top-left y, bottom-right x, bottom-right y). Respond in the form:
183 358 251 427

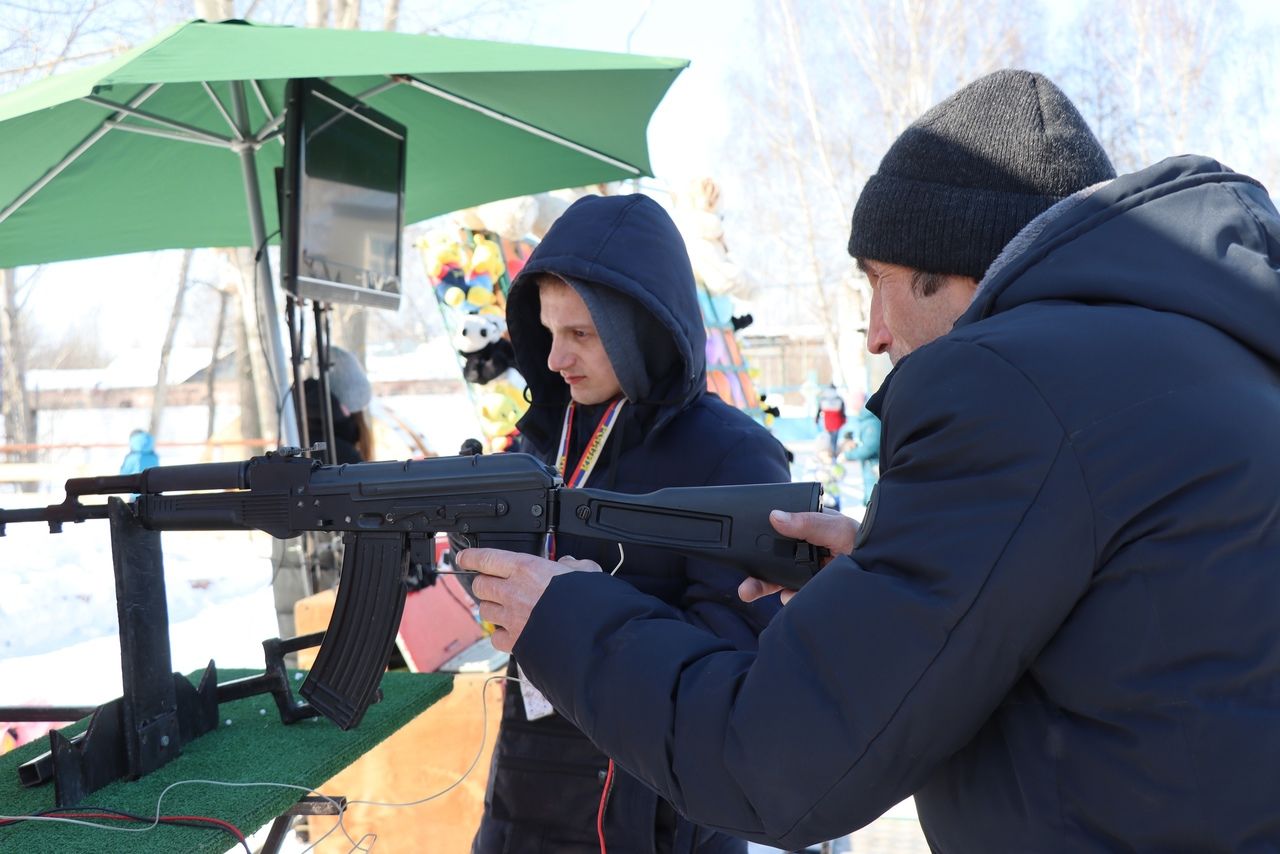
0 83 163 227
394 75 642 175
353 80 400 102
201 82 243 141
82 95 232 146
256 127 285 146
108 122 235 149
249 80 285 146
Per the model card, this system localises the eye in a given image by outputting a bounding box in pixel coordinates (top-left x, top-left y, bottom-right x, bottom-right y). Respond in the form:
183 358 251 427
573 329 589 339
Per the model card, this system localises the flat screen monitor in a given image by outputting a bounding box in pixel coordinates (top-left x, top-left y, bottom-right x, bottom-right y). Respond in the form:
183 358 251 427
281 78 406 311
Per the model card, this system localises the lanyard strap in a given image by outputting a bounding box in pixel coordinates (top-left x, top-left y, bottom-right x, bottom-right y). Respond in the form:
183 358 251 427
555 398 625 487
547 397 625 560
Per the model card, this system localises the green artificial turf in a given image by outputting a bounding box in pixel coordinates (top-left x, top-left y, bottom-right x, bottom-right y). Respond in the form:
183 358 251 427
0 669 452 852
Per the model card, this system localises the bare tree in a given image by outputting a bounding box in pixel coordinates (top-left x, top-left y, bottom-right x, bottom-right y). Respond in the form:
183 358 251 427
0 1 121 469
306 0 330 27
206 285 232 441
1067 0 1231 174
27 316 112 370
194 0 235 20
722 0 1034 392
333 0 360 29
149 249 195 438
220 247 280 440
231 278 263 440
1 267 35 460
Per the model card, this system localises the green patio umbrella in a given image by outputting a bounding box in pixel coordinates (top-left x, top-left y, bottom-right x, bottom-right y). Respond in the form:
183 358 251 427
0 18 686 440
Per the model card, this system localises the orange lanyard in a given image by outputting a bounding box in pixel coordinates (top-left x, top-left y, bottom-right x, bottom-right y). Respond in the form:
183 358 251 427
546 397 624 560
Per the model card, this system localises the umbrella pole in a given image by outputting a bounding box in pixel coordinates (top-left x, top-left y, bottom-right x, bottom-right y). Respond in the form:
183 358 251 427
230 81 299 448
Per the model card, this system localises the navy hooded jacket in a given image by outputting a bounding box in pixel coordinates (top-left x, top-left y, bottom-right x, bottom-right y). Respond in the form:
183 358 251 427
511 157 1280 851
472 194 791 854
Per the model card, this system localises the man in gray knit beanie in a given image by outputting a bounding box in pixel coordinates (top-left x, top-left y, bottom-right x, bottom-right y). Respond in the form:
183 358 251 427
848 68 1114 363
460 65 1280 852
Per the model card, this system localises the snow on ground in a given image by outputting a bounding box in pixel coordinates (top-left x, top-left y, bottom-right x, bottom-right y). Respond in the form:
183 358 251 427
0 523 278 708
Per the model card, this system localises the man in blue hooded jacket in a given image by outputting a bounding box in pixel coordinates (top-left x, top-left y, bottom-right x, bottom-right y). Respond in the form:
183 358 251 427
460 69 1280 851
469 193 790 854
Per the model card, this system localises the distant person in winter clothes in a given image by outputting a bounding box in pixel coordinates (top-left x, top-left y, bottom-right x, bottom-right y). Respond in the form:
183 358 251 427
302 346 374 465
119 429 158 475
459 69 1280 851
814 384 846 458
467 194 790 854
842 405 880 506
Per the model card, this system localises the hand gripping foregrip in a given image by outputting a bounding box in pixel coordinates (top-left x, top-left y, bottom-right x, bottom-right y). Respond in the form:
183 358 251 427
300 532 409 730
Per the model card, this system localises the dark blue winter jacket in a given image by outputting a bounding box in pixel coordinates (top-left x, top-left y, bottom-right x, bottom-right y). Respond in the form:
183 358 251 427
472 194 790 854
511 157 1280 851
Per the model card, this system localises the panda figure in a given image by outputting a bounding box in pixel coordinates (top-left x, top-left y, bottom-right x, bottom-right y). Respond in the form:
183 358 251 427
453 314 517 386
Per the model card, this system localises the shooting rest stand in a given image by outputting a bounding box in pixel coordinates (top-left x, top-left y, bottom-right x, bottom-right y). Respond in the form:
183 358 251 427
0 497 351 807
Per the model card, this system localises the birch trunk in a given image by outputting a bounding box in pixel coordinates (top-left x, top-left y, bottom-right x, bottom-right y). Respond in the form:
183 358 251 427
1 267 33 454
149 249 194 438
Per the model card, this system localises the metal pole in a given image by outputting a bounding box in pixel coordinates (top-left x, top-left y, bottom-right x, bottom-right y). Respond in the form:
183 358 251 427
230 80 299 447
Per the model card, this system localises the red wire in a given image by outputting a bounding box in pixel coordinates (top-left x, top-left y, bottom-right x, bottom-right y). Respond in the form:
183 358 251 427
596 758 615 854
165 813 249 845
0 811 248 846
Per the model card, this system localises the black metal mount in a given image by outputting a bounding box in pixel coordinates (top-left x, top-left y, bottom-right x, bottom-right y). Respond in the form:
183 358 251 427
0 498 328 806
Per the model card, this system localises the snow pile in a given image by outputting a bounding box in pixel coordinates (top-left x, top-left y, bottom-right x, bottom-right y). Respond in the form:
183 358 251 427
0 523 277 707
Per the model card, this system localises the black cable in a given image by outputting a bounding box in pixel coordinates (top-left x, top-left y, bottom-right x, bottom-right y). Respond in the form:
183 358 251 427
250 228 285 446
0 805 251 854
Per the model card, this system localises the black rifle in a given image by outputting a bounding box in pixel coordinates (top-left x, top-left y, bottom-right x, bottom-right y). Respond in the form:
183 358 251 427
0 449 824 731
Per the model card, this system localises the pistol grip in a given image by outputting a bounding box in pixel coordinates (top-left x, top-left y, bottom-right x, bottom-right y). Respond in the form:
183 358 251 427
301 532 408 730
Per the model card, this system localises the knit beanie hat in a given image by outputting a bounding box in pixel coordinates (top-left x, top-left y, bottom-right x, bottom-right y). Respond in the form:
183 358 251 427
323 346 372 413
848 69 1116 280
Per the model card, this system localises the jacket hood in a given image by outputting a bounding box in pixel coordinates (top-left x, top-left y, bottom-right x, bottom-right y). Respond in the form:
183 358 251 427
505 194 706 450
128 431 155 453
961 155 1280 367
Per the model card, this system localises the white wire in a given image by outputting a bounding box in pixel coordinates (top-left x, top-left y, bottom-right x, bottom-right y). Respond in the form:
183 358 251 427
610 542 625 576
299 673 514 853
0 674 516 851
339 674 511 810
155 779 359 850
345 831 377 853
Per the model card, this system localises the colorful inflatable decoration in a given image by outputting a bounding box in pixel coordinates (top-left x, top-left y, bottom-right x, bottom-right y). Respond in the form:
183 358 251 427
477 381 527 453
418 224 539 453
701 287 764 417
675 177 765 421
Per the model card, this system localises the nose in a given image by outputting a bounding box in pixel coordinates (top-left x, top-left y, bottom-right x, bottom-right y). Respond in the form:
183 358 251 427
866 289 891 355
547 335 572 372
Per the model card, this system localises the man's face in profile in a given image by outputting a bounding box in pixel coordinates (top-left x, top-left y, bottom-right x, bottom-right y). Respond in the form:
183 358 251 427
861 260 978 364
538 278 624 406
